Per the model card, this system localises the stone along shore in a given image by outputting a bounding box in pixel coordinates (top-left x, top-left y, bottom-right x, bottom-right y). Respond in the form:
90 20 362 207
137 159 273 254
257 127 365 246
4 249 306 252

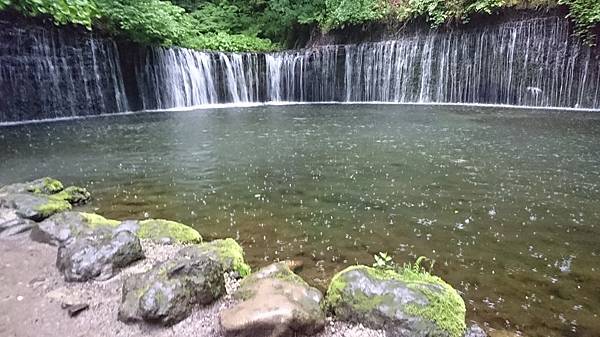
0 177 500 337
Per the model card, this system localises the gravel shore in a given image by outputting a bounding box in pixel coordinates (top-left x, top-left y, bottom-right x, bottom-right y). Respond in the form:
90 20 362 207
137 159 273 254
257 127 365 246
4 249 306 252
0 234 385 337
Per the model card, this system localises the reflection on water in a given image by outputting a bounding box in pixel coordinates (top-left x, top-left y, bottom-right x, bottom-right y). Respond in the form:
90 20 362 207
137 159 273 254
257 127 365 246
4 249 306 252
1 104 599 336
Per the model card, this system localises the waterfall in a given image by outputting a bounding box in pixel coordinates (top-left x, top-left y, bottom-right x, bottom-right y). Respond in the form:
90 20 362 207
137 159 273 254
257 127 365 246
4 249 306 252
0 19 129 122
264 17 600 108
1 14 599 123
135 47 219 110
135 49 262 110
265 46 341 102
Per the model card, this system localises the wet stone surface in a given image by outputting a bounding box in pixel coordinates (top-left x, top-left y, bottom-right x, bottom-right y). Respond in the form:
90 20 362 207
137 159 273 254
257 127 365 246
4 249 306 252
56 224 144 282
118 253 225 326
220 262 325 337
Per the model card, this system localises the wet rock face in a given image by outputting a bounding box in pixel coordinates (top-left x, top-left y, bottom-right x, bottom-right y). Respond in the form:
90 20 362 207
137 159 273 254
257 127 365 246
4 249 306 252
220 262 325 337
118 254 225 326
0 208 35 238
56 225 144 282
324 266 466 337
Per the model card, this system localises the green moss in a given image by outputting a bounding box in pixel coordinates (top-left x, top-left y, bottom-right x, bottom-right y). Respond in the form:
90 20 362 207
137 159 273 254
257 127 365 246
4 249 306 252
272 266 307 285
138 219 202 244
324 269 348 310
204 238 251 277
50 186 91 204
27 177 64 194
399 269 466 337
325 265 466 337
43 177 64 193
35 198 72 218
79 212 121 228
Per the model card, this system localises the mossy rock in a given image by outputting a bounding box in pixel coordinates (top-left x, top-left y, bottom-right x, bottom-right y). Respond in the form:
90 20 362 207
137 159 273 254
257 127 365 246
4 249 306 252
0 192 72 222
56 224 144 282
27 177 64 194
30 212 119 245
118 254 225 326
79 212 120 227
179 238 251 278
138 219 202 244
324 265 466 337
49 186 91 205
0 178 91 221
0 177 64 195
34 197 72 220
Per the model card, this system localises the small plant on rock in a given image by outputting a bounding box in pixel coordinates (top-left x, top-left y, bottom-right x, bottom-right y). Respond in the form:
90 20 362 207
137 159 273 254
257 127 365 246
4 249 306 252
372 251 394 270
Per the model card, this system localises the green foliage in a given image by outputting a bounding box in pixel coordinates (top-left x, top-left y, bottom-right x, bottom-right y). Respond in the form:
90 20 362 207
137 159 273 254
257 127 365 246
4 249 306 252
322 0 388 29
95 0 277 51
95 0 196 46
190 2 247 35
1 0 598 49
2 0 99 29
372 251 394 270
560 0 600 45
184 32 277 52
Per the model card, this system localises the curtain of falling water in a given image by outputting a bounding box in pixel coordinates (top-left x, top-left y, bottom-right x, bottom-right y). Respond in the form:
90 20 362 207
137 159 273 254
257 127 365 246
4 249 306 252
265 17 600 108
0 21 129 122
2 15 600 123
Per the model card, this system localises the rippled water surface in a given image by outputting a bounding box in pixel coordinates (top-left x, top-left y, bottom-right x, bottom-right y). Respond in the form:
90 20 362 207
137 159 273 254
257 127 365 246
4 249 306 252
1 104 599 336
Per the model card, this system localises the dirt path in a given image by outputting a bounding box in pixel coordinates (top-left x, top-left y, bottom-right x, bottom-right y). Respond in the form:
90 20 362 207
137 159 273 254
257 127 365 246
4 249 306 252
0 234 384 337
0 235 87 337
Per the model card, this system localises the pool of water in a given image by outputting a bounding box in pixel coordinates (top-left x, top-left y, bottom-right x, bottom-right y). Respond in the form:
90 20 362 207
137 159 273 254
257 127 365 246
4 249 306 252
1 104 599 336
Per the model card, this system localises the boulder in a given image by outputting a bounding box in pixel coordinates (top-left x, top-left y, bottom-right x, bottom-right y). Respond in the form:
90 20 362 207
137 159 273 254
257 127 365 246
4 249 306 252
137 219 202 243
0 208 35 238
324 265 466 337
49 186 91 205
31 213 202 246
1 192 72 221
118 254 225 326
220 262 325 337
0 177 63 195
0 177 91 221
30 212 119 246
179 238 251 277
56 224 144 282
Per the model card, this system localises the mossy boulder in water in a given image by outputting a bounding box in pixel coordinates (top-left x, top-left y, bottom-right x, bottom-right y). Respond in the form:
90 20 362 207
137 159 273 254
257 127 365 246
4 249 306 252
324 265 466 337
0 178 91 221
220 261 325 337
28 177 64 194
118 254 225 326
137 219 202 243
179 238 251 277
